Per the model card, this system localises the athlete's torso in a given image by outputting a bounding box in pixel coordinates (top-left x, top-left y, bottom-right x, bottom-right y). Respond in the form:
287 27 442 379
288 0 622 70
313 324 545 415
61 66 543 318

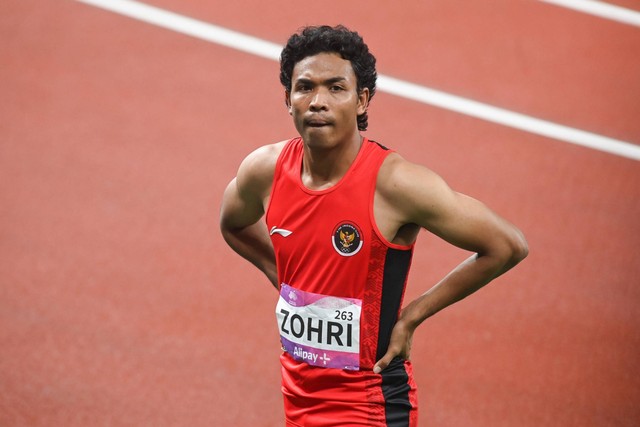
266 137 418 426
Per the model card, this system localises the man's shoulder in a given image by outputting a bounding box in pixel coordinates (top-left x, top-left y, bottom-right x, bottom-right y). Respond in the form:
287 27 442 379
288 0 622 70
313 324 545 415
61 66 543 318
240 140 290 176
377 152 420 186
376 151 447 204
235 139 291 197
246 139 289 165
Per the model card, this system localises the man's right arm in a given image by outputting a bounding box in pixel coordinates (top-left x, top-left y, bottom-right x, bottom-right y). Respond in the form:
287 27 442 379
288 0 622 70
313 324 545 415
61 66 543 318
219 143 283 289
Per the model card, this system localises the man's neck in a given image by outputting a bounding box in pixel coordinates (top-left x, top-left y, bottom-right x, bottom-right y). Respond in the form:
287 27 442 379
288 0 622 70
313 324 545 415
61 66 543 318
301 134 363 191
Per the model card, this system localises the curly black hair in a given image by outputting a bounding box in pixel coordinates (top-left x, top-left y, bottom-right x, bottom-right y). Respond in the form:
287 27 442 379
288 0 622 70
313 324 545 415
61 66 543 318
279 25 377 131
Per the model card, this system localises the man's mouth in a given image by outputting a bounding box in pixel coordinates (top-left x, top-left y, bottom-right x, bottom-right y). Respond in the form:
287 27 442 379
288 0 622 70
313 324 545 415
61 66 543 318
306 118 331 127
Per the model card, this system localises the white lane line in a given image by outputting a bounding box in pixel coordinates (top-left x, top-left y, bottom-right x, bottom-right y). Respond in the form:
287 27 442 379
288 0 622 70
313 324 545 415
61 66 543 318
378 76 640 161
75 0 640 161
539 0 640 27
77 0 282 60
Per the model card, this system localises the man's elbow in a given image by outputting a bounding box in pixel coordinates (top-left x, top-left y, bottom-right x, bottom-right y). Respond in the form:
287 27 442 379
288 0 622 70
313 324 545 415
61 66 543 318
487 228 528 271
219 217 247 246
507 229 529 265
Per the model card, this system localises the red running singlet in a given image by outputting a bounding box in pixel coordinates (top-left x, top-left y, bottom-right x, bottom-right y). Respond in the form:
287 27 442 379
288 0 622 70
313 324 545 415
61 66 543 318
266 138 419 426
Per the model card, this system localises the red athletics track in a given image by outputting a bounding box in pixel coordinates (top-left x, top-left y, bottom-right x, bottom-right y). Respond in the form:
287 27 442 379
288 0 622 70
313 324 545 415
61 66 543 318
1 1 639 426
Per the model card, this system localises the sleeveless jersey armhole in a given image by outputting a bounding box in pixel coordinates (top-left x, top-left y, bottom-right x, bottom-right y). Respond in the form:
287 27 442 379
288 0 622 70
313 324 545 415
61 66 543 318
369 149 415 251
265 138 297 226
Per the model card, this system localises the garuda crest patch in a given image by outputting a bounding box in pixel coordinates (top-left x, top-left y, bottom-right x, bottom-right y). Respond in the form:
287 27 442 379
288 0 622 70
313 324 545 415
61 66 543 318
332 222 363 256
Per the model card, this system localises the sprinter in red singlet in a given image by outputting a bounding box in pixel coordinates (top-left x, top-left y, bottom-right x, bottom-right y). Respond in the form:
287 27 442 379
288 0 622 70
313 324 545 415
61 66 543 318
220 25 528 426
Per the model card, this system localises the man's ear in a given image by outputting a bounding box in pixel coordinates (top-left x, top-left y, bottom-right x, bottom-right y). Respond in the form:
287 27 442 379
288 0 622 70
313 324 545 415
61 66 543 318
357 88 370 116
285 91 292 115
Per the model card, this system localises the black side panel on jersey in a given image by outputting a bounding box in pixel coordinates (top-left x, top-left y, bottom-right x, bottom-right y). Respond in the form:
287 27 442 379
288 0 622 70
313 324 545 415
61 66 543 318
376 248 413 362
381 357 412 426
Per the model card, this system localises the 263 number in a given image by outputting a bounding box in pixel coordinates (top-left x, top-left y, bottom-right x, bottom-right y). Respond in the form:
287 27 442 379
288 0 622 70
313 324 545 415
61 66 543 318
334 310 354 321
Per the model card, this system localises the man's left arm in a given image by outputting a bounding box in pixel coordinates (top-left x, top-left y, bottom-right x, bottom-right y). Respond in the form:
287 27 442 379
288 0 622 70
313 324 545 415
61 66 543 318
373 157 528 373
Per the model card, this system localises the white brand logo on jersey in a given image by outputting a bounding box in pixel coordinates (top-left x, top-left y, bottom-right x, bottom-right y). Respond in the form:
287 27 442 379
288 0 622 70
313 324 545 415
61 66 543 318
270 226 293 237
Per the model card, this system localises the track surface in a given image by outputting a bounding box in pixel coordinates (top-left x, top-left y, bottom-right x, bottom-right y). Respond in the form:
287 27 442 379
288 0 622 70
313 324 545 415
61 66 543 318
2 1 639 426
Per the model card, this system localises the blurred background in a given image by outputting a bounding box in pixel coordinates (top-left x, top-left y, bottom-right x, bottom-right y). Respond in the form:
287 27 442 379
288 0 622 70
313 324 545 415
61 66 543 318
1 0 639 425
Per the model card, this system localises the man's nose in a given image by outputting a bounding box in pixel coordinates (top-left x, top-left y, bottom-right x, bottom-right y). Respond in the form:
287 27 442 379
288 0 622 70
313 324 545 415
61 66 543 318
309 89 328 111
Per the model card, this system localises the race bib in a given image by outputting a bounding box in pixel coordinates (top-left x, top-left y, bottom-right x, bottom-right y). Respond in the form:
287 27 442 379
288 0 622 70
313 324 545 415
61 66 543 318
276 284 361 370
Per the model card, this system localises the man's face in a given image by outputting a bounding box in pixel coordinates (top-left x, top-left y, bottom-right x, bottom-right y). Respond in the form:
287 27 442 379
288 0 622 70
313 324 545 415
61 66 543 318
286 52 369 148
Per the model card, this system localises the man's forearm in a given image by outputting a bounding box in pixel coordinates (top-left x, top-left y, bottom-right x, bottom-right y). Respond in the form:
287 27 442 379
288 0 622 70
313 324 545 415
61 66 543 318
221 220 278 289
400 247 526 330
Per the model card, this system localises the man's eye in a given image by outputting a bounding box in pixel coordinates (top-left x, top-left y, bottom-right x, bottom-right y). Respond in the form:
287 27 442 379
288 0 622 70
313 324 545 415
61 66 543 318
330 86 344 91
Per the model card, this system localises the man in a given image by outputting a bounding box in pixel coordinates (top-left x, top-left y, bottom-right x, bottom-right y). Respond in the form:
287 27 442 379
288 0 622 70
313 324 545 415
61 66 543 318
220 25 528 427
